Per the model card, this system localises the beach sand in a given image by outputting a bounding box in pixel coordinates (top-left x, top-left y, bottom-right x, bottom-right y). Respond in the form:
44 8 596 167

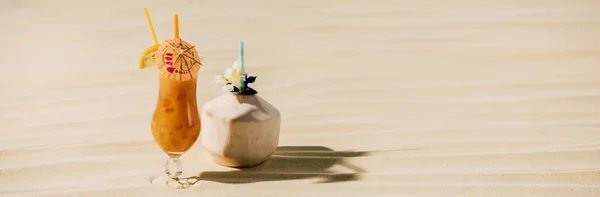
1 0 600 196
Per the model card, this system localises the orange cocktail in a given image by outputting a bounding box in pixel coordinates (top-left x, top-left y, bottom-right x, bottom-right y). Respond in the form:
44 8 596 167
151 55 200 157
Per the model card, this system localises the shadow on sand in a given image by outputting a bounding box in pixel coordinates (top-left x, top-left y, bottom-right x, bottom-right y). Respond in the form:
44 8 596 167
191 146 370 184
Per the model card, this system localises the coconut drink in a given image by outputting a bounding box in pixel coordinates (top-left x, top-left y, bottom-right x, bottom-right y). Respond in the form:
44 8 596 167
200 40 281 168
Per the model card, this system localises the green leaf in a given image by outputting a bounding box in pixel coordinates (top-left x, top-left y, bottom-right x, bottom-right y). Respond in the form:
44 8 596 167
246 76 257 83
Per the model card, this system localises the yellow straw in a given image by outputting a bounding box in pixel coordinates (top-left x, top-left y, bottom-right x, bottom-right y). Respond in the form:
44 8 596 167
143 8 158 45
174 14 179 39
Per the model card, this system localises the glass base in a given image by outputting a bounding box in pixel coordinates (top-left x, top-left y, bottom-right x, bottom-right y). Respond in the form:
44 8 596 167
148 157 199 189
149 175 198 189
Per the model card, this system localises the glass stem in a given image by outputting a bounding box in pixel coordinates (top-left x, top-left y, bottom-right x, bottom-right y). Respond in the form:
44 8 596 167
164 157 191 189
165 157 183 180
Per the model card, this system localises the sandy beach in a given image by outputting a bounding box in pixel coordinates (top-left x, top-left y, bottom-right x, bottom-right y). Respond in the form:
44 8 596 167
1 0 600 196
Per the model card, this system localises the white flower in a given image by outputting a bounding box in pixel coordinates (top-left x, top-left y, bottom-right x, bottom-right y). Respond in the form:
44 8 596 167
216 60 247 92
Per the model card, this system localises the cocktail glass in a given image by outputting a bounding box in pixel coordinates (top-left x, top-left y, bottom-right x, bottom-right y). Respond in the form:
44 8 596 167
150 36 202 189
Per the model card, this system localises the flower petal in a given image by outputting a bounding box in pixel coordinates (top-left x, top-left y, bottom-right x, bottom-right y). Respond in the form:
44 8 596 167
232 60 241 69
230 70 242 82
222 84 234 92
224 68 234 78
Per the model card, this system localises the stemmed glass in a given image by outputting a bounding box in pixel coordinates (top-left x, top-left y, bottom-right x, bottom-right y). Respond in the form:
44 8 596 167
147 14 202 189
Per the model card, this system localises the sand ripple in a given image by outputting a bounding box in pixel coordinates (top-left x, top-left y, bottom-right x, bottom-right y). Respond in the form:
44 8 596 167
2 0 600 196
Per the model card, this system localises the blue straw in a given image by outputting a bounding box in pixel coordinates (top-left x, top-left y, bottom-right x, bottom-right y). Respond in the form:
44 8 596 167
239 40 245 91
239 40 245 73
